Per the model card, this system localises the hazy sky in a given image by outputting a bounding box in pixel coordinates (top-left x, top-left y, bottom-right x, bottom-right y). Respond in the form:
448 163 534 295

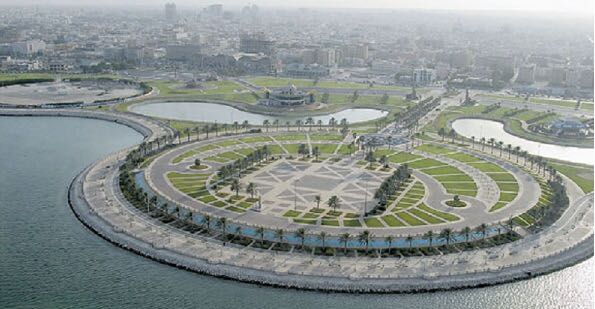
2 0 593 15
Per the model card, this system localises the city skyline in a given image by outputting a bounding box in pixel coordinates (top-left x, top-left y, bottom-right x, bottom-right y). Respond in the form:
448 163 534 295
0 0 592 16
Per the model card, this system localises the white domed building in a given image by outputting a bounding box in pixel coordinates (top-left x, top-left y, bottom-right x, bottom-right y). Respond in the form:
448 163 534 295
259 85 315 107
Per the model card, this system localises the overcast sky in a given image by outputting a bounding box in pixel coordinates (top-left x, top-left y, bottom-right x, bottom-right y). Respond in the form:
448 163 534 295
1 0 593 15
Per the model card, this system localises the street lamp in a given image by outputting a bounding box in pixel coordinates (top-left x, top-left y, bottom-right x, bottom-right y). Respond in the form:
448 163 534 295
294 178 300 210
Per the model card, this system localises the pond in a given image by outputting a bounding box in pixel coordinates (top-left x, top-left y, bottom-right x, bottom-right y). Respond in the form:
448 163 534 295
452 118 594 165
130 101 388 124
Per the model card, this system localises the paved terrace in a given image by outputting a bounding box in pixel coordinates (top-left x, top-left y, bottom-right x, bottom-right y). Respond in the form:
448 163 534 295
70 132 594 292
146 133 541 236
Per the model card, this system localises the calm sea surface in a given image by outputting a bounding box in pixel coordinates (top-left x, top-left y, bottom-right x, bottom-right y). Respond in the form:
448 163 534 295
0 116 592 309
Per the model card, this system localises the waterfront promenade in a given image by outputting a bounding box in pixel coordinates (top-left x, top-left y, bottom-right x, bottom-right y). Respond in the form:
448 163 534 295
2 107 592 292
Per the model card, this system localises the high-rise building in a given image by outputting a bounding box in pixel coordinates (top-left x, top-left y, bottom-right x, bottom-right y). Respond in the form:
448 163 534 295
165 3 177 22
239 33 275 55
516 65 536 84
413 68 435 85
204 4 223 17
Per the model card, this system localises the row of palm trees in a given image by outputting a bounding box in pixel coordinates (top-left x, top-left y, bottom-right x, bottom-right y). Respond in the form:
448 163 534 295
370 164 411 215
121 164 513 254
217 145 271 180
468 136 557 179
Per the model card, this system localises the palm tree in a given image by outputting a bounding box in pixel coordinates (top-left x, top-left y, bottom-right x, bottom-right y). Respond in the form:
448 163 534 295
193 126 200 141
506 144 512 159
358 230 372 253
514 146 521 163
384 235 394 253
406 235 414 249
217 217 227 240
327 195 340 212
438 128 446 141
233 121 239 134
295 228 306 248
423 230 434 247
480 137 486 151
285 121 291 131
440 228 453 246
273 119 279 132
184 128 191 142
314 195 321 209
305 117 314 131
275 228 284 244
318 231 327 248
328 117 336 129
497 141 504 157
339 233 351 253
295 120 302 131
246 182 256 199
488 138 495 154
471 136 475 149
231 178 241 197
476 223 488 239
256 226 265 245
263 119 270 132
462 226 471 242
317 119 323 130
202 214 211 230
242 120 249 131
312 146 320 161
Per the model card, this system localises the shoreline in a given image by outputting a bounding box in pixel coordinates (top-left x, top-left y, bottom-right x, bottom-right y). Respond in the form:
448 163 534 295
2 108 593 293
447 115 593 150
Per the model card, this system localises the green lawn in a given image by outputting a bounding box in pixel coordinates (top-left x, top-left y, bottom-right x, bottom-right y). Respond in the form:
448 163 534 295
395 212 426 226
549 163 593 193
364 217 385 228
381 215 406 227
408 159 446 169
417 204 459 222
388 152 421 163
409 208 444 224
415 144 452 155
309 133 343 141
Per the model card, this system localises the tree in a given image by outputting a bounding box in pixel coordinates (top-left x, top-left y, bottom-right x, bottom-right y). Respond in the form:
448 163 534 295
217 217 227 241
480 137 486 151
312 146 320 161
318 231 327 248
298 143 308 158
365 150 375 163
263 119 270 132
488 138 496 154
339 233 351 253
462 226 471 242
327 195 340 212
275 228 284 244
476 223 488 239
256 226 265 245
273 119 280 132
423 230 434 247
246 182 256 199
384 236 394 253
231 178 241 197
406 235 414 249
306 117 314 131
440 228 453 245
295 228 306 248
358 230 372 253
295 120 302 131
438 128 446 142
201 214 211 230
314 195 321 209
194 158 201 167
